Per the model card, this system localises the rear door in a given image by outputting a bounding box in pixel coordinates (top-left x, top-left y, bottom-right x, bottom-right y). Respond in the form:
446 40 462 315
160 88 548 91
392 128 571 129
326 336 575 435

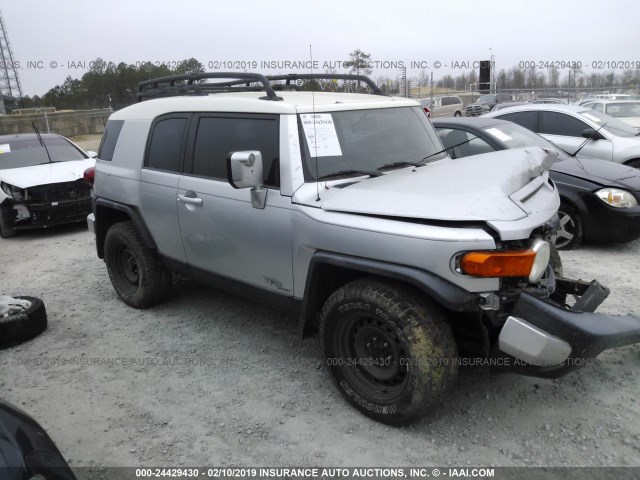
177 113 294 296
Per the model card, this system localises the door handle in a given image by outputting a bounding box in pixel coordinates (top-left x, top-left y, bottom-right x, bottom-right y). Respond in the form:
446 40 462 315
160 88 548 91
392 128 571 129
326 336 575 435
177 192 203 207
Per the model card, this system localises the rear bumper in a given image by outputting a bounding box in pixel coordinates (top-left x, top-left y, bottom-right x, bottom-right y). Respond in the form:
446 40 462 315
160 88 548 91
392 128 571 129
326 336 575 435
494 279 640 378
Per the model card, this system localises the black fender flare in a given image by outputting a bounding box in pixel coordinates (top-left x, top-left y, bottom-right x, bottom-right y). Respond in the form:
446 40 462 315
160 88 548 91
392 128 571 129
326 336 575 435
298 251 480 339
94 198 157 259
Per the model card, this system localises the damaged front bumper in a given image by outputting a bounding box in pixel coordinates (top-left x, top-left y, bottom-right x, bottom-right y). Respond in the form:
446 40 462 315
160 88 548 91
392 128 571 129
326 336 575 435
493 278 640 378
2 179 92 230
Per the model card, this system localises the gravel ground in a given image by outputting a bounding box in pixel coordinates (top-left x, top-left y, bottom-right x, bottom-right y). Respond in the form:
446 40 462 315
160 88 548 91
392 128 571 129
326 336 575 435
1 224 640 472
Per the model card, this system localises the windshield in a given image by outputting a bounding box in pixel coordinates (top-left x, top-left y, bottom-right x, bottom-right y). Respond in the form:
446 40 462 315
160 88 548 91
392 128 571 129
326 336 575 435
482 123 570 159
578 109 639 137
477 95 496 104
298 106 446 181
604 102 640 118
0 137 87 170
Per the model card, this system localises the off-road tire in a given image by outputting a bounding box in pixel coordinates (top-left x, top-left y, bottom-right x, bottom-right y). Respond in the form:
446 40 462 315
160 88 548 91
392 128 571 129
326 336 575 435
320 277 458 425
0 296 47 348
0 205 16 239
549 244 563 277
554 203 583 250
104 221 171 308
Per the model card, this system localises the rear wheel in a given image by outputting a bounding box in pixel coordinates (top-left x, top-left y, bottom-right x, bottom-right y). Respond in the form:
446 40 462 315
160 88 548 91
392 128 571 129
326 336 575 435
454 111 462 117
320 278 458 425
104 221 171 308
0 205 16 239
553 203 583 250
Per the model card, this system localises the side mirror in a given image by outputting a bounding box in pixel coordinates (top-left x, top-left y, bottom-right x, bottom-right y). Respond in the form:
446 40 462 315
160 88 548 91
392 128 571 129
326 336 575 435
228 151 263 189
582 128 605 140
86 150 98 158
227 151 267 209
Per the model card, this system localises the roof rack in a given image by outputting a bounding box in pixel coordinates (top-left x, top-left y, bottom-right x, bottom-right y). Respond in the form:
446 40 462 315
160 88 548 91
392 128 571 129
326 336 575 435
267 74 385 95
137 72 283 102
137 72 385 101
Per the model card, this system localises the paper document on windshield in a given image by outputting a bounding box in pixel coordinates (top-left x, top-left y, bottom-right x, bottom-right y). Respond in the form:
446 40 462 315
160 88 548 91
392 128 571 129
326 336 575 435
300 114 342 157
0 144 10 154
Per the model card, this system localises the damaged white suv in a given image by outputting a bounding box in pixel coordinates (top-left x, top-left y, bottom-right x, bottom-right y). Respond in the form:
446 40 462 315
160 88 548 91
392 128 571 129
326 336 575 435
87 73 640 424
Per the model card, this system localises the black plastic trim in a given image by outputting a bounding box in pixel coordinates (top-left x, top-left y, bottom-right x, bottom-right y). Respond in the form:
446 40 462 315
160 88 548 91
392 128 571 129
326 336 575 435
493 290 640 378
299 251 480 338
94 198 157 258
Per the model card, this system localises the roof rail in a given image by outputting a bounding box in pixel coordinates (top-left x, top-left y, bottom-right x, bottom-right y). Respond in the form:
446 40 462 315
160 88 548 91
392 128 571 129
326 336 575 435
136 72 385 101
137 72 283 102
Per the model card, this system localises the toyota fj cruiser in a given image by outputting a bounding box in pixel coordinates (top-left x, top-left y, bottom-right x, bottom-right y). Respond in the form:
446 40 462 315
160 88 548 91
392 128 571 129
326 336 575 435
87 73 640 424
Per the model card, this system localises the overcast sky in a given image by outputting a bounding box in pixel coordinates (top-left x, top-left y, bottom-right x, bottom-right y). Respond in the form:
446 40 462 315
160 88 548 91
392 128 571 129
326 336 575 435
2 0 639 96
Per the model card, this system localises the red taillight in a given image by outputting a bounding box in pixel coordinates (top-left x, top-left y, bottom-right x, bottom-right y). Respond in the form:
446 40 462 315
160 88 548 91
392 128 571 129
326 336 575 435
423 107 431 118
83 167 95 186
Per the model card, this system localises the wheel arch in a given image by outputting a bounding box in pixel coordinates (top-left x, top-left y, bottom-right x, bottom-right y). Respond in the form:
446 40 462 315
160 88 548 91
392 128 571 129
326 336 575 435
94 198 157 259
298 251 479 339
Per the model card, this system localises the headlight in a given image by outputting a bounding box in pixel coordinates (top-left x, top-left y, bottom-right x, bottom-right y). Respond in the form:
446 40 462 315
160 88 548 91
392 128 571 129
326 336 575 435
0 182 25 200
528 239 550 283
595 188 638 208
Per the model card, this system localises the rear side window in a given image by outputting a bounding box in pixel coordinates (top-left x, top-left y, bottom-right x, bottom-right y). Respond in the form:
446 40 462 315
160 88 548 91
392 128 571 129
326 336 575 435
497 111 539 132
190 115 279 187
98 120 124 161
146 117 188 172
540 112 589 137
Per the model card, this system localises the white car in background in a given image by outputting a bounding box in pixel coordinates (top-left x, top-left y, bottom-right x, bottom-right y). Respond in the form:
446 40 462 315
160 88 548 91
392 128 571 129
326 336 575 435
0 133 96 238
483 103 640 168
581 100 640 131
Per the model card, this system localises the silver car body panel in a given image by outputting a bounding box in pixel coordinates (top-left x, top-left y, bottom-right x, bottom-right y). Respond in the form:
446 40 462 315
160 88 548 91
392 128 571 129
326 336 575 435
498 315 572 366
296 148 557 223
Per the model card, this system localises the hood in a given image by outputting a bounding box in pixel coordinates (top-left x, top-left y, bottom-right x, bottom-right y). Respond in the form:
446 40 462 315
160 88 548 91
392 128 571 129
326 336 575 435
294 147 559 222
552 157 640 191
0 158 94 189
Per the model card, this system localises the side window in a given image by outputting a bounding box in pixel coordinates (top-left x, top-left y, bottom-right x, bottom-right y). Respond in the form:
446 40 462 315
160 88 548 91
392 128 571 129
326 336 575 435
497 111 539 132
442 97 451 106
146 117 187 172
436 128 496 159
592 103 604 112
191 116 279 187
452 97 462 105
98 120 124 161
540 111 589 137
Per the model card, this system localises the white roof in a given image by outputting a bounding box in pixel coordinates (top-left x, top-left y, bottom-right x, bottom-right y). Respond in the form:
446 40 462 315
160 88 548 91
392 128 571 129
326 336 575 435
111 92 419 120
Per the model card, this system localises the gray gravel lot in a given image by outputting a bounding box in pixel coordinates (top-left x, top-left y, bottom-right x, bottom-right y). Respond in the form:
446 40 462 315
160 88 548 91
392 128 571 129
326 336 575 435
1 226 640 471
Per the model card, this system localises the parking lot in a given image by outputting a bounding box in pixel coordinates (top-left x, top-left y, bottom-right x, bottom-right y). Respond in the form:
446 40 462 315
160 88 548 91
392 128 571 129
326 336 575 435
1 224 639 469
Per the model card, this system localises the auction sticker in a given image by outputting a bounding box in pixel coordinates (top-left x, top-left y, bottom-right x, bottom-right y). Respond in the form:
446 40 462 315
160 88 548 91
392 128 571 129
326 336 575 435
300 113 342 157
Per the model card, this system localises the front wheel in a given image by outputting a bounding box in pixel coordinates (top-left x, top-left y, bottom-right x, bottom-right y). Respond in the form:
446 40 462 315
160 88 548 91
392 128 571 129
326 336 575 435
553 203 583 250
454 111 462 117
320 278 458 425
0 205 16 239
104 221 171 308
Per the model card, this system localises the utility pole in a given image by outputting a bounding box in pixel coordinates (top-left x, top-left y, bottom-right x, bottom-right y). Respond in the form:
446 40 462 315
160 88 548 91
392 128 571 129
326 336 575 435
0 9 23 112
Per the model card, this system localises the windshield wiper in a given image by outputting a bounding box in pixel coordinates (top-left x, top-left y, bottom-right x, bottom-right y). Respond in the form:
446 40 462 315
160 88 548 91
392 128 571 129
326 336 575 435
317 169 383 181
32 121 53 164
377 160 425 171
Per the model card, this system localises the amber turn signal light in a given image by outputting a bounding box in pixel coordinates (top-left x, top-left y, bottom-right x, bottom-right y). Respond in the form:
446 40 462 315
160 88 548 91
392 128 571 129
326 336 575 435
460 250 536 278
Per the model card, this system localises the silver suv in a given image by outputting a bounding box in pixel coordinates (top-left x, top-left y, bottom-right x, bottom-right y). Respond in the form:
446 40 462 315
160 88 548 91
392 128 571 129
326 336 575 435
87 73 640 425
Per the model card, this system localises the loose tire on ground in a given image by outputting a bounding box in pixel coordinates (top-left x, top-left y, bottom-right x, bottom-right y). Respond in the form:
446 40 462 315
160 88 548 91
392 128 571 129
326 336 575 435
104 221 171 309
320 277 458 425
0 296 47 348
554 203 583 250
0 205 16 239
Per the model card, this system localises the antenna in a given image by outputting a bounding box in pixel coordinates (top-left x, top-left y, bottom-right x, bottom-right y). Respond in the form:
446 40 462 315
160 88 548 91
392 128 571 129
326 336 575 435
0 9 24 112
310 44 321 202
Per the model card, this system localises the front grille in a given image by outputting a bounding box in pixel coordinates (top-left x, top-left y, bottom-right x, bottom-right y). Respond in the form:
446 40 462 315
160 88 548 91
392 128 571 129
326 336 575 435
465 105 484 116
28 179 92 203
28 199 91 225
